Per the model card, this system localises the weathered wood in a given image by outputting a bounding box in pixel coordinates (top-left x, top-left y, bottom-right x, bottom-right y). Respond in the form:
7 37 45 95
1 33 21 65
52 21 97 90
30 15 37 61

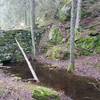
15 38 39 82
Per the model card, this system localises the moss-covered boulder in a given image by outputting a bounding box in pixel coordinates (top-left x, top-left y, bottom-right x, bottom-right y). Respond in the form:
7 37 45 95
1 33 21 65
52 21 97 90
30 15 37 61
32 86 60 100
0 29 43 62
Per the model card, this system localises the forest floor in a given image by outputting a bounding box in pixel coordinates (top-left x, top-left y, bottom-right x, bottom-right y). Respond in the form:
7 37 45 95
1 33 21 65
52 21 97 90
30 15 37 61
0 64 72 100
0 55 100 100
0 69 71 100
0 69 34 100
36 54 100 80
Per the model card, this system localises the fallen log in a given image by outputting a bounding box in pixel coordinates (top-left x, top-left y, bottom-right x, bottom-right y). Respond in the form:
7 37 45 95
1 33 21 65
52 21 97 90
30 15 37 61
15 38 39 82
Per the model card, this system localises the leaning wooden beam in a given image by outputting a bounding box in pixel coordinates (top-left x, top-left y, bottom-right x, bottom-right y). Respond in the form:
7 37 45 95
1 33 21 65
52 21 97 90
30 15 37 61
15 38 39 82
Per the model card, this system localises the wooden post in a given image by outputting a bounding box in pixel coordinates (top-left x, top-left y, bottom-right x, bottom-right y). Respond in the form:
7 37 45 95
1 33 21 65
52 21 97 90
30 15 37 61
15 38 39 82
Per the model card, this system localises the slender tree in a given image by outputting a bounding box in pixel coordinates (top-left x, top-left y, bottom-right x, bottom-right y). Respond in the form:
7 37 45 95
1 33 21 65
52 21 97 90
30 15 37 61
24 0 28 26
75 0 82 30
68 0 77 72
29 0 36 58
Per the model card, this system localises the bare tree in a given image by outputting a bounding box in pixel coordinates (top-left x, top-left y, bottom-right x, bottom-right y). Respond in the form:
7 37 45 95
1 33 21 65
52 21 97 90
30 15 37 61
75 0 82 30
29 0 36 58
68 0 77 72
24 0 28 26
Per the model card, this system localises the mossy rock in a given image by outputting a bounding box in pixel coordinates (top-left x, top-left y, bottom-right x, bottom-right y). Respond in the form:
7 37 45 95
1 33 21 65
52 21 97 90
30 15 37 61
32 86 60 100
0 29 43 62
0 30 31 62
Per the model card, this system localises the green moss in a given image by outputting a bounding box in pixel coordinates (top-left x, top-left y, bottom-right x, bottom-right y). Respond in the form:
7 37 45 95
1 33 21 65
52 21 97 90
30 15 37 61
0 29 43 62
32 86 60 100
0 30 31 61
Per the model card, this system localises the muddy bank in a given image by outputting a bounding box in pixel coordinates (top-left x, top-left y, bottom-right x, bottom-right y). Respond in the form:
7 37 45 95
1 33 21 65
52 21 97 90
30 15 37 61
1 59 100 100
36 55 100 80
0 69 72 100
34 60 100 100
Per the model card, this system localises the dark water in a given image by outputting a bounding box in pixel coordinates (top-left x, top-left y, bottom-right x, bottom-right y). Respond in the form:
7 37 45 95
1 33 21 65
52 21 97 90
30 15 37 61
0 61 100 100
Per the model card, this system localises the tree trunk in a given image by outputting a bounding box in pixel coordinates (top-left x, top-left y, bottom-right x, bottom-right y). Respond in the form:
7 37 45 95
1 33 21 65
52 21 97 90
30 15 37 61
24 8 28 26
24 0 28 26
75 0 82 30
29 0 36 58
68 0 77 72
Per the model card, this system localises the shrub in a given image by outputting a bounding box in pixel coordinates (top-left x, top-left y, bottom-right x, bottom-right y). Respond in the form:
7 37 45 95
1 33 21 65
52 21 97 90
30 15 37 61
49 26 63 45
58 5 71 22
81 10 92 19
46 46 70 60
75 36 100 56
46 46 61 60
